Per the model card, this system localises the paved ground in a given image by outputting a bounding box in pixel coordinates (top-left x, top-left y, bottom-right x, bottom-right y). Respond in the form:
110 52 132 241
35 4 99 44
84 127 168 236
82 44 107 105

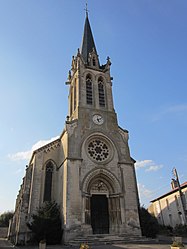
1 238 187 249
0 238 14 248
50 244 171 249
0 239 173 249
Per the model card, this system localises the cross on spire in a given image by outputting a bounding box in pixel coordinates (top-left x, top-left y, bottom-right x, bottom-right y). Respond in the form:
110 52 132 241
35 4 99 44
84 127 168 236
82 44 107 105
84 2 89 16
81 2 99 65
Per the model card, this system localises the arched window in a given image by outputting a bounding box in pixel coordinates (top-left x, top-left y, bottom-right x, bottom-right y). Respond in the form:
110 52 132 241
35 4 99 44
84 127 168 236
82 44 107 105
43 162 54 202
74 79 77 111
86 74 93 105
70 87 73 116
92 57 96 66
98 77 105 107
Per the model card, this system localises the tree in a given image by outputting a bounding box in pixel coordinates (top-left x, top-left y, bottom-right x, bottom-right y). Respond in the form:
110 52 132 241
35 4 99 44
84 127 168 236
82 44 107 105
0 211 14 227
139 206 159 238
27 202 62 244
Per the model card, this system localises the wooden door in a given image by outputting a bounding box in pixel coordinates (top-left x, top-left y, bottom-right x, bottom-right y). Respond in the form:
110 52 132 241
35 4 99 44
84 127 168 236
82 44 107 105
91 195 109 234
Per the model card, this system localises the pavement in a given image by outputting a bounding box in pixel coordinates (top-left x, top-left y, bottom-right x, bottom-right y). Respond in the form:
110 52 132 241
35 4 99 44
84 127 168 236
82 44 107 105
0 238 14 248
0 238 186 249
44 244 172 249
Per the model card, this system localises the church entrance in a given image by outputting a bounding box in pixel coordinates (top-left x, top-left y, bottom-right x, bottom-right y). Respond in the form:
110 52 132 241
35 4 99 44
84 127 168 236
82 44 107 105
91 195 109 234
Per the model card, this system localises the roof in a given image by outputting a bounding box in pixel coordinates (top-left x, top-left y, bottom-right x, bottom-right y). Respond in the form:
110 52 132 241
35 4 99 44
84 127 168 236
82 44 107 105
151 181 187 202
80 14 98 64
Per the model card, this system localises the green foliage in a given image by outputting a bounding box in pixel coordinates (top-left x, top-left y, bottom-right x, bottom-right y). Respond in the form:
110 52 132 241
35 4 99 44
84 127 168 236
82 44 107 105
0 211 14 227
139 206 159 238
158 224 173 235
27 202 62 244
173 224 187 236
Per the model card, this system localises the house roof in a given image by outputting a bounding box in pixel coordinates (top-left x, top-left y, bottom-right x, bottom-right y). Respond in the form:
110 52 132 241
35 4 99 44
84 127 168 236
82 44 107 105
151 181 187 202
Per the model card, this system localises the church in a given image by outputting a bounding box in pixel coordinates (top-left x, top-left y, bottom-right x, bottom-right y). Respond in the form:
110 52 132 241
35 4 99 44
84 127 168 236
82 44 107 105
9 13 141 245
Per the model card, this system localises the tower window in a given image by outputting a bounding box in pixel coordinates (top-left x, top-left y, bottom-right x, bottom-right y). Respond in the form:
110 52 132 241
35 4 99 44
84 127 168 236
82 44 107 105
86 75 93 105
93 57 96 66
98 77 105 107
43 162 53 202
70 87 73 116
74 80 77 111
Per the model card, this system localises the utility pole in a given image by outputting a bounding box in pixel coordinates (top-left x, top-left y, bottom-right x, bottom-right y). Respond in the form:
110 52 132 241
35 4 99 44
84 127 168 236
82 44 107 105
172 167 187 224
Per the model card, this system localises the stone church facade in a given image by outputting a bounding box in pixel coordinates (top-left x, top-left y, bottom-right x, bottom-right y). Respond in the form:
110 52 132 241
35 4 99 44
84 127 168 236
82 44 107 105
9 14 141 244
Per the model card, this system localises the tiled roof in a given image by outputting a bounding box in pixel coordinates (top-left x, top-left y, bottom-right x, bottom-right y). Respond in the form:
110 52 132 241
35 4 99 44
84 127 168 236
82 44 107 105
151 181 187 202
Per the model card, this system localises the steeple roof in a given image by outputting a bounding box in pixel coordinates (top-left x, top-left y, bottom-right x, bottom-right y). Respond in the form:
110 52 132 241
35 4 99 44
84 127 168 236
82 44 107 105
80 14 98 64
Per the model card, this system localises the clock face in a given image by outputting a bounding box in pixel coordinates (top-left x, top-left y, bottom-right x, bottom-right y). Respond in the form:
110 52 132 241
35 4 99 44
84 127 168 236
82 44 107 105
92 114 104 125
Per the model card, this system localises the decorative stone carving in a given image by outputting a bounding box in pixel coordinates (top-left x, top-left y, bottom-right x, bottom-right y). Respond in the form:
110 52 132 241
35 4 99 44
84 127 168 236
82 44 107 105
90 180 108 194
82 168 121 194
66 121 78 136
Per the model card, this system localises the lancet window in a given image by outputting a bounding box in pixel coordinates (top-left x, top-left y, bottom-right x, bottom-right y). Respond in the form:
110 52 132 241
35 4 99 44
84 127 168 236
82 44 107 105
70 87 73 116
43 162 54 202
98 77 105 107
86 74 93 105
74 79 77 111
92 57 96 66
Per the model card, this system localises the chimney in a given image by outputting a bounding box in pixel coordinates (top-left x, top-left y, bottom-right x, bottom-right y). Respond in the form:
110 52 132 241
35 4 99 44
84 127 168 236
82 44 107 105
171 178 178 189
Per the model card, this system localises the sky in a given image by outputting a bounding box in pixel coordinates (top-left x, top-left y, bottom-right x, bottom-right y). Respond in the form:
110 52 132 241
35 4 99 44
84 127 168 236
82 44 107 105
0 0 187 214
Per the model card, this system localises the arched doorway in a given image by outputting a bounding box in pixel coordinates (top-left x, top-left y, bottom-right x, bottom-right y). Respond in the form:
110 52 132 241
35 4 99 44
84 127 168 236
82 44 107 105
82 169 122 234
89 179 110 234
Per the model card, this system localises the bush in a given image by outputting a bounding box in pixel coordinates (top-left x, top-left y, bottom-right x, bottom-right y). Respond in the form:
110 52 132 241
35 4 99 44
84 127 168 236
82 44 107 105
158 224 173 235
139 206 159 238
173 224 187 236
27 201 62 244
0 211 14 227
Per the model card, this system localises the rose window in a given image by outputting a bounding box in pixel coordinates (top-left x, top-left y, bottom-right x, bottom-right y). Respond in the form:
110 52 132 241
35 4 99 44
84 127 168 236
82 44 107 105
87 139 109 162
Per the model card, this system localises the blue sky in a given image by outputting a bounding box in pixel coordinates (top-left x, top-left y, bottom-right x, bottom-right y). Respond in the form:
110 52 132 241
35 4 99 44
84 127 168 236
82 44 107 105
0 0 187 214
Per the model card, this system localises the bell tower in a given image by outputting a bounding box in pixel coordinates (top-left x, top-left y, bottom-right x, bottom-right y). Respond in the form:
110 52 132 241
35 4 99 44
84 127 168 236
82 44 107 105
66 13 116 126
63 12 141 241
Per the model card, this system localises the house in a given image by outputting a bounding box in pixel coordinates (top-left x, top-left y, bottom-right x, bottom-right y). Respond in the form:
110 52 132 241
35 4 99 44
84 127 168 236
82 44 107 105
148 180 187 228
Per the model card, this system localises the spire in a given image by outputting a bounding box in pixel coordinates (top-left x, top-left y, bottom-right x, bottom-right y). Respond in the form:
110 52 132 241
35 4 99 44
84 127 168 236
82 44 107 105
80 13 98 64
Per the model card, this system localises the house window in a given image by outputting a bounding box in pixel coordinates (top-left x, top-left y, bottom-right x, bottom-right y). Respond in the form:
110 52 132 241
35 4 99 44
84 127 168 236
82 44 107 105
156 202 160 215
43 162 54 202
185 191 187 203
175 195 179 208
98 77 105 107
178 211 185 225
166 198 170 210
86 75 93 105
169 214 173 227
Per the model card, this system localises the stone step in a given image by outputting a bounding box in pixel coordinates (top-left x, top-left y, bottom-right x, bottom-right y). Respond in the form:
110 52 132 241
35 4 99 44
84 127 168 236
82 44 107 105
68 234 150 246
72 234 143 239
